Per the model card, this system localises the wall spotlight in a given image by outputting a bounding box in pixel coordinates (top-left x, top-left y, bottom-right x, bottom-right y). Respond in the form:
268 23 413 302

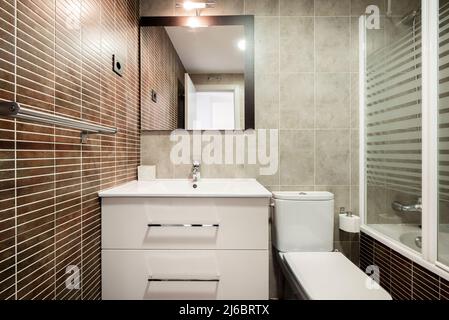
176 1 216 16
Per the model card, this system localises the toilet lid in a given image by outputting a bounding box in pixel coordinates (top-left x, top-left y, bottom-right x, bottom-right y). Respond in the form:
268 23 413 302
272 191 333 201
283 252 392 300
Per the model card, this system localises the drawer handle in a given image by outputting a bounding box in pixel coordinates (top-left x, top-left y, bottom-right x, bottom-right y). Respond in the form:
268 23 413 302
148 277 220 282
147 223 219 228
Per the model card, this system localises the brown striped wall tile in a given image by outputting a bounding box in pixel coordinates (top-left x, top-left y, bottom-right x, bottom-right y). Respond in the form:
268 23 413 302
360 232 449 300
0 0 140 300
0 0 17 300
359 232 374 272
412 263 440 300
140 25 185 130
441 278 449 300
390 249 412 300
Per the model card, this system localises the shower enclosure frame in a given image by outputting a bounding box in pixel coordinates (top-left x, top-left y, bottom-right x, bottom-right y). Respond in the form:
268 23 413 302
359 0 449 278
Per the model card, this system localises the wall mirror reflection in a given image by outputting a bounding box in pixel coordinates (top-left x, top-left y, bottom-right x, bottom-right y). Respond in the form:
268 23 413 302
140 16 254 131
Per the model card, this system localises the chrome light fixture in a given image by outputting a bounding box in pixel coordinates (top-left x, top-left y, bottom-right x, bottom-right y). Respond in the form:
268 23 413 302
176 1 216 16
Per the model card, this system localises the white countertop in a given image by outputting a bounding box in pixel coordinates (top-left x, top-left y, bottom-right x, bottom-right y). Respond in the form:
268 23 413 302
98 179 272 198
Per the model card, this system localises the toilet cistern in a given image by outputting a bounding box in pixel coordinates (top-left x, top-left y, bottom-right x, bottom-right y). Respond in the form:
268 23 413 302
192 160 201 183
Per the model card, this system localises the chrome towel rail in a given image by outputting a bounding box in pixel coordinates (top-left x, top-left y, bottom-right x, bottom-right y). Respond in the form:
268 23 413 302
0 101 117 143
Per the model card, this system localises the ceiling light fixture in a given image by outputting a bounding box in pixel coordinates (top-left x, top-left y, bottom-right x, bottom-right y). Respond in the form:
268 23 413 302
176 1 216 16
183 1 207 10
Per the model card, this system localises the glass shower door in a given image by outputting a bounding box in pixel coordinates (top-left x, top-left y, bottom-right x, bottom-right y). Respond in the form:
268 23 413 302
438 0 449 267
364 2 423 253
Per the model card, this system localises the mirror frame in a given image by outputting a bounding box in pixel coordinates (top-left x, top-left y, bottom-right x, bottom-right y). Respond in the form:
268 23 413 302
140 15 255 130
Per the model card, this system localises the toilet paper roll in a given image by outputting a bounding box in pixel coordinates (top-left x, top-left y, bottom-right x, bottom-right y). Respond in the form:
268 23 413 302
138 165 156 181
339 214 361 233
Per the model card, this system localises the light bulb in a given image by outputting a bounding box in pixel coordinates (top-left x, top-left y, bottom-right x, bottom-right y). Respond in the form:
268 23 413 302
237 39 246 51
183 1 207 10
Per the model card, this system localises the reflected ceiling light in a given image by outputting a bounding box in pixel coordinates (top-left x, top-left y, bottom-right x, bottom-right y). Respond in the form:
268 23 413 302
186 17 202 28
176 1 216 16
237 39 246 51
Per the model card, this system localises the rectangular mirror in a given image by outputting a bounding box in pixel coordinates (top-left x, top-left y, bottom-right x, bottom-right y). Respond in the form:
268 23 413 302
140 16 254 131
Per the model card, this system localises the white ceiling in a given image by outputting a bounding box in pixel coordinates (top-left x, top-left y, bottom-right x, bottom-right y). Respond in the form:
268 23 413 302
165 25 245 74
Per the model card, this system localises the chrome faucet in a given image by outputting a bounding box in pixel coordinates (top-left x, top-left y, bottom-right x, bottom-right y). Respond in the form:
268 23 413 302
391 197 422 213
192 160 201 183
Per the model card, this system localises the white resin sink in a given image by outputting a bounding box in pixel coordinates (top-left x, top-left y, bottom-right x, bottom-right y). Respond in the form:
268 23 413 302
98 179 272 198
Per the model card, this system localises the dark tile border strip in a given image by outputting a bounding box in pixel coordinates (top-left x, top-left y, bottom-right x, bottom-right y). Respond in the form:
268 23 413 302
360 232 449 300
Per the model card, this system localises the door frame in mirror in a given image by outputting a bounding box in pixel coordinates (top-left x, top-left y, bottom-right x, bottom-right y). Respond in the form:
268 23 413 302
140 15 255 130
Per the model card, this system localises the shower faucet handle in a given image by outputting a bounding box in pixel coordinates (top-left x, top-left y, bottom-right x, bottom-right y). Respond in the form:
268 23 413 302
391 199 422 213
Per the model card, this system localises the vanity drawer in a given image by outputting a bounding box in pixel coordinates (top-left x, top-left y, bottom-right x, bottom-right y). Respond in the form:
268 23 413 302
101 249 268 300
101 197 269 250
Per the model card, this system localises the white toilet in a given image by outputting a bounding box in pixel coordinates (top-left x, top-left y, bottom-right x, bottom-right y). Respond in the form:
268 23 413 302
272 191 392 300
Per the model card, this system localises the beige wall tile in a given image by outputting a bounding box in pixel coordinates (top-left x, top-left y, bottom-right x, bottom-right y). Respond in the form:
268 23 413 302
366 25 386 56
245 0 279 16
351 129 359 186
316 17 351 72
257 168 280 186
280 17 314 73
140 0 175 16
264 185 281 192
390 0 420 16
280 73 314 129
201 163 259 178
316 185 350 241
351 16 385 71
280 130 315 185
350 73 359 129
141 132 174 178
255 150 280 186
316 129 350 185
280 0 314 16
279 186 315 191
315 73 350 129
384 17 411 46
255 17 280 74
350 185 359 214
350 17 359 73
351 0 385 16
366 185 387 224
256 73 280 129
174 164 193 179
315 0 350 16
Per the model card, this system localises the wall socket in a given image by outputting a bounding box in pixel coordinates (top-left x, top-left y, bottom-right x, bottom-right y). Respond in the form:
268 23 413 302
112 54 124 77
151 89 157 103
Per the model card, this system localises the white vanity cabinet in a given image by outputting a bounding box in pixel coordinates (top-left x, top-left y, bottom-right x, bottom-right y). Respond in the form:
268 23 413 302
99 180 271 300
